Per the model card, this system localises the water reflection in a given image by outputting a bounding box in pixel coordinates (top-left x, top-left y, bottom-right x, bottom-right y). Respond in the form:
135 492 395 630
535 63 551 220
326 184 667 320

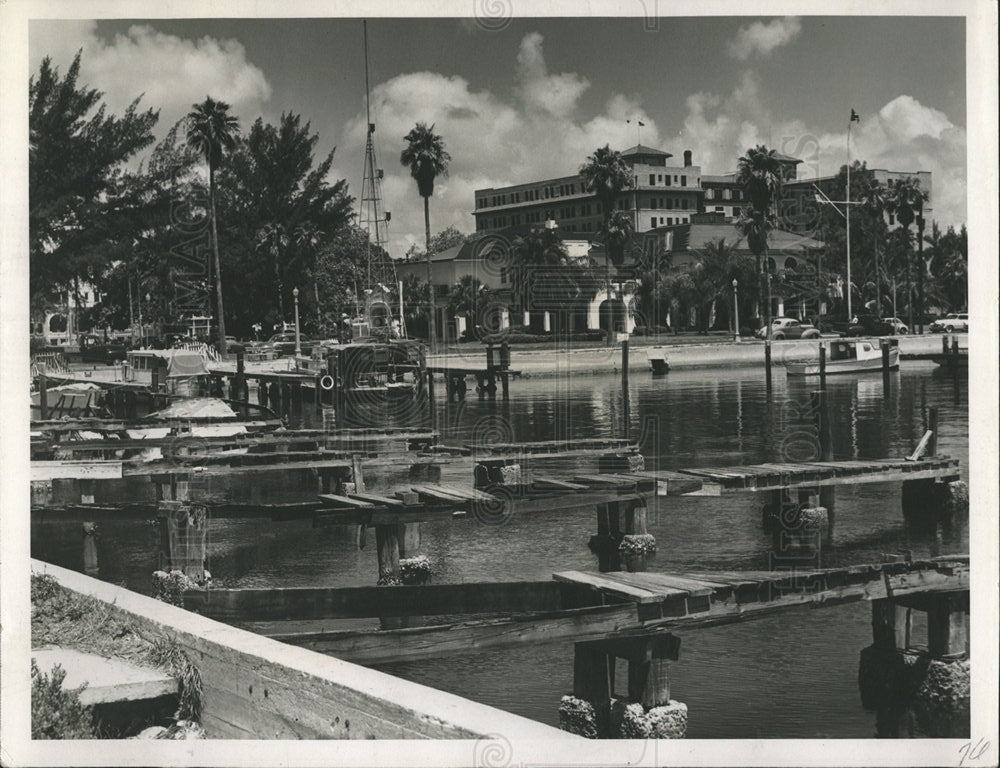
31 363 968 737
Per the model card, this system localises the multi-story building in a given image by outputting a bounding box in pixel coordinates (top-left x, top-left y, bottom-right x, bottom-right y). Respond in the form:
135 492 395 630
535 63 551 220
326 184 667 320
474 145 705 235
473 147 931 236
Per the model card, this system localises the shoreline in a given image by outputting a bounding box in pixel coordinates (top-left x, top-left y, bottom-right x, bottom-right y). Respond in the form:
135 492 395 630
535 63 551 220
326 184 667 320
427 334 960 378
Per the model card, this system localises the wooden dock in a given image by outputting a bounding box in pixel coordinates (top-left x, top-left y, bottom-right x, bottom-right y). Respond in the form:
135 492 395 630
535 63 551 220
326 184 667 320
182 556 969 665
660 456 960 496
32 559 579 741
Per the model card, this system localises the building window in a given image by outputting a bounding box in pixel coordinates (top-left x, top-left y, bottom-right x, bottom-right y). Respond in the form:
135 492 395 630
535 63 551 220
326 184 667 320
681 175 687 187
666 198 673 209
667 217 673 225
888 213 895 225
649 173 656 185
650 217 657 228
665 176 671 187
715 206 723 212
673 175 678 183
682 199 688 210
658 174 663 183
723 189 732 200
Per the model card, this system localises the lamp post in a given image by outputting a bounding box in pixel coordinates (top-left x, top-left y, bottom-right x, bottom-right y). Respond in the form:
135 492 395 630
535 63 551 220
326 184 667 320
293 287 301 356
144 293 151 344
732 279 739 342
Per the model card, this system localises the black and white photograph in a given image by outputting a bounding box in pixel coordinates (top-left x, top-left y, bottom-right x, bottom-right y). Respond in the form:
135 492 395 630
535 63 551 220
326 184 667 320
1 2 996 766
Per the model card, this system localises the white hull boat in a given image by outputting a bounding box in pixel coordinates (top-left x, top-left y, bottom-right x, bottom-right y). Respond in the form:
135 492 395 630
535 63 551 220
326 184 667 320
786 339 899 376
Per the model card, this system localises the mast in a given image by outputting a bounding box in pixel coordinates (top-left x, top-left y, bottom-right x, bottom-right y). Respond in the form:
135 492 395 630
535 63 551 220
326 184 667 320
359 20 398 304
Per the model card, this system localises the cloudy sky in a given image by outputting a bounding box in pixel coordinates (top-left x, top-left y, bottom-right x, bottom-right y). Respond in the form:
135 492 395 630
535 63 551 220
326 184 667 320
29 14 967 256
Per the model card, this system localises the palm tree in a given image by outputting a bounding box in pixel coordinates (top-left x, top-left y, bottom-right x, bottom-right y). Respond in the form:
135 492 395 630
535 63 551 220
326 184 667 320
400 123 451 352
859 177 888 315
735 146 783 332
580 145 633 345
186 97 239 354
885 177 929 329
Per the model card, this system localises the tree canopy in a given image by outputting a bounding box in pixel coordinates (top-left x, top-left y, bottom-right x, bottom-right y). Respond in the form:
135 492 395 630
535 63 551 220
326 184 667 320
29 51 159 307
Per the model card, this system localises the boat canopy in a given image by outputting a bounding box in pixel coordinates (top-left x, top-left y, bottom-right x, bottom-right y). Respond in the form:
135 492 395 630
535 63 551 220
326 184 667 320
127 350 209 377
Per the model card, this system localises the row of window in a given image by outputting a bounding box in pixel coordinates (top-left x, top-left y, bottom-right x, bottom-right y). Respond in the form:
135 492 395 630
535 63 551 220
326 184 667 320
646 173 690 187
477 181 584 209
644 196 691 210
704 187 743 201
650 216 690 228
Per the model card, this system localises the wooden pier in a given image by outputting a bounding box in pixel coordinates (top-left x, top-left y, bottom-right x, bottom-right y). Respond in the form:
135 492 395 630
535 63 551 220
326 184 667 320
31 559 580 741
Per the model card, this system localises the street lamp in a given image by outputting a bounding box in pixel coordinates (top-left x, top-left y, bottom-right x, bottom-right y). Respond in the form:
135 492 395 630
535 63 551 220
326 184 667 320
732 279 739 342
292 287 301 356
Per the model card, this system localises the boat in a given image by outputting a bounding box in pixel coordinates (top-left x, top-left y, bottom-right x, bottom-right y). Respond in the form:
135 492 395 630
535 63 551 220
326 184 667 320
646 347 670 374
785 338 899 376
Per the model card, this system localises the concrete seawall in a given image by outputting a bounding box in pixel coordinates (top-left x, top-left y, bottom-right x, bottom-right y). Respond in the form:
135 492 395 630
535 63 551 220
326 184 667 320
429 334 958 378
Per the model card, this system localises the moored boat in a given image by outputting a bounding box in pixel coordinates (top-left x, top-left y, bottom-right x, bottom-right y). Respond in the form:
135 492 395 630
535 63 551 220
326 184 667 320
646 347 670 374
786 338 899 376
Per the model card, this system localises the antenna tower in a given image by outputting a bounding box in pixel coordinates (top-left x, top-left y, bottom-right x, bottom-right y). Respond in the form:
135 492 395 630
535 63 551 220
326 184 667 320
359 20 397 296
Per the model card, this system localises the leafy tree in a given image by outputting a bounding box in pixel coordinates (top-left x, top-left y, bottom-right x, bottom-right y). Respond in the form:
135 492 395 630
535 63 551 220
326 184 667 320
447 274 494 337
926 223 967 312
401 122 451 350
186 97 239 353
735 145 782 330
580 145 632 344
314 224 387 336
29 51 158 318
214 113 352 336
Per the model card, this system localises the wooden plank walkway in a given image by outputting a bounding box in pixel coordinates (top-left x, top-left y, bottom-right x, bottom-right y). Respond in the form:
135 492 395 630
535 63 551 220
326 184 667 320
665 457 960 496
222 557 969 665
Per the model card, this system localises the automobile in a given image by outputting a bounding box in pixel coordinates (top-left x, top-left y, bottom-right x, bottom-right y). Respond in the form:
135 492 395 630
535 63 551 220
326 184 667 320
755 317 821 340
929 313 969 333
846 314 908 337
224 336 244 353
78 334 129 364
881 317 910 335
266 331 314 357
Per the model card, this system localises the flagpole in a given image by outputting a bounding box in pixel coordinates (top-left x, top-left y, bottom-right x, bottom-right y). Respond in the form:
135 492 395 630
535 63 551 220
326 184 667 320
846 118 852 321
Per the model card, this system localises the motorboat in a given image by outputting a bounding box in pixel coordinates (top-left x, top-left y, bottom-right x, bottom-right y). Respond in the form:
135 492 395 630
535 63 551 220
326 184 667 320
785 338 899 376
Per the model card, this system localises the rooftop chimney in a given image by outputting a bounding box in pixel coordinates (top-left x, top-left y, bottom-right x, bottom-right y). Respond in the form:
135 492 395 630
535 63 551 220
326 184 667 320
683 150 692 167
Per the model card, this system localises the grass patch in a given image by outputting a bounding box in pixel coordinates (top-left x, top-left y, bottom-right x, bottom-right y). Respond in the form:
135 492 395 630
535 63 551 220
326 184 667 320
31 573 203 728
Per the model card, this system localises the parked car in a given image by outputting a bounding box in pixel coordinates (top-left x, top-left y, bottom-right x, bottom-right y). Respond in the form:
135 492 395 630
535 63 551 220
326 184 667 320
224 336 244 353
78 334 129 364
929 313 969 333
266 331 313 357
846 314 908 337
755 317 821 340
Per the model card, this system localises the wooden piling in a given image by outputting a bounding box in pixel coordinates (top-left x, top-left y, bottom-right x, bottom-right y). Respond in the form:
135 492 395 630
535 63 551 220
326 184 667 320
621 338 630 441
82 522 99 577
375 526 401 584
881 339 891 395
871 598 911 650
818 344 827 390
38 373 48 420
928 406 938 456
926 593 969 657
764 339 772 394
426 371 436 426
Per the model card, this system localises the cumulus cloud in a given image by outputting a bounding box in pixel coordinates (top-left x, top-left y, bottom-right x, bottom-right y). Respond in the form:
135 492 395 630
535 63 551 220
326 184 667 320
727 17 802 60
809 96 967 228
30 21 271 138
340 33 661 255
677 79 966 228
515 32 590 119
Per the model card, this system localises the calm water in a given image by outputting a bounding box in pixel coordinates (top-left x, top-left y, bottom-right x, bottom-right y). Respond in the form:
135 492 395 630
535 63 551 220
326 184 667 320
32 360 968 738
